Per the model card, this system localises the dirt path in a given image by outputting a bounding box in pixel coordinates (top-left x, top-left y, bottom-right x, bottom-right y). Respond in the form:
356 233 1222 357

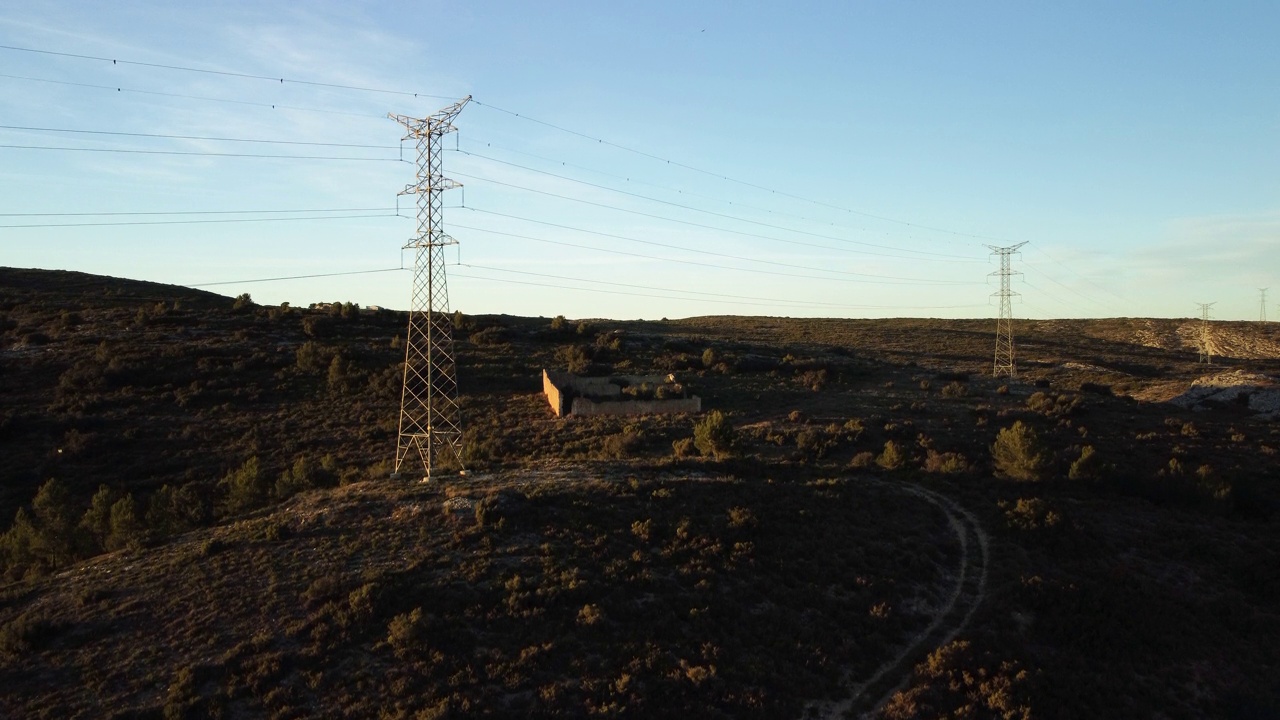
807 479 990 720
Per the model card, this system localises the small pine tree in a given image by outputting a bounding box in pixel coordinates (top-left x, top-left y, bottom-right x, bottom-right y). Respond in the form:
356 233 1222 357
326 354 350 394
0 508 40 580
992 421 1047 481
221 457 266 516
106 495 144 552
80 485 117 551
693 411 736 460
32 479 79 567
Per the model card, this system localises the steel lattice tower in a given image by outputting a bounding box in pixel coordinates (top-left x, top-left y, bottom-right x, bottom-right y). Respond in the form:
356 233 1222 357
1260 288 1268 323
1196 301 1216 365
390 96 471 481
987 242 1028 378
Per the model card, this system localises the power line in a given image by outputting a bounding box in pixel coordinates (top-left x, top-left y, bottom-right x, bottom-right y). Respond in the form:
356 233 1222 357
472 99 1015 244
462 135 978 252
0 207 396 217
458 263 984 311
0 44 457 100
455 204 972 283
0 212 397 229
454 173 980 276
0 124 396 149
5 42 1017 246
0 144 401 161
189 267 405 288
0 72 380 119
453 149 982 262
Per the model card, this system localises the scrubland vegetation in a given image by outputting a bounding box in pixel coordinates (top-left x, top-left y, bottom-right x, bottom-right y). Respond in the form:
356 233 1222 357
1 267 1278 718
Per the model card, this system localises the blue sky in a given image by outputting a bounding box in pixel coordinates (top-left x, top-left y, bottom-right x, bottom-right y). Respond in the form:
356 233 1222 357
2 1 1277 320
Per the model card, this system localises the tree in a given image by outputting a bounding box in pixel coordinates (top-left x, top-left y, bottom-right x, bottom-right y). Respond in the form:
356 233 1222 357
221 456 266 515
992 421 1047 481
106 494 144 552
31 479 78 567
693 410 736 460
80 485 117 551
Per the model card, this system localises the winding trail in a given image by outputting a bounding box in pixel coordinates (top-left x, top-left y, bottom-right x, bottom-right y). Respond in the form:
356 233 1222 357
808 479 990 720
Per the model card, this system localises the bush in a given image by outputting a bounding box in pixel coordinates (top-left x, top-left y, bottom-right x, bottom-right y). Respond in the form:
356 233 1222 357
1002 498 1062 531
672 437 696 459
693 411 736 460
1067 445 1100 481
387 607 428 659
992 421 1047 481
924 450 969 474
876 441 905 470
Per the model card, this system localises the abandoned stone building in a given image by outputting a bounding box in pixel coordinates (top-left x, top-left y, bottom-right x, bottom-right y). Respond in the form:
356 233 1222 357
542 369 702 417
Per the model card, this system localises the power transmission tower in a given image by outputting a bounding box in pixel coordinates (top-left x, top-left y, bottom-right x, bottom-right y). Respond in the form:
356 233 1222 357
1195 301 1216 364
987 242 1028 378
390 96 472 481
1260 288 1268 323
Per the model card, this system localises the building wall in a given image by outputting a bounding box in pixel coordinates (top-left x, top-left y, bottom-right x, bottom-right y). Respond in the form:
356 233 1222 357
569 396 702 417
543 369 567 417
542 369 700 418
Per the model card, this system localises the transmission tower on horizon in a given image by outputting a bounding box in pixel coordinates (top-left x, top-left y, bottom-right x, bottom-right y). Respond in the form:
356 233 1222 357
389 96 472 481
987 242 1028 378
1196 301 1216 365
1260 288 1268 323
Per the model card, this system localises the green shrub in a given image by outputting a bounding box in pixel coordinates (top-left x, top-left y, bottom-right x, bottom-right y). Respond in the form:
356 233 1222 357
876 440 905 470
672 437 696 459
992 421 1047 481
924 450 969 474
1002 497 1062 531
1067 445 1100 481
387 607 428 659
693 411 736 460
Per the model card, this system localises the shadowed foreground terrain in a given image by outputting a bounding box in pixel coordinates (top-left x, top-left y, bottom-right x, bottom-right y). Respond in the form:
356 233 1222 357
1 267 1278 718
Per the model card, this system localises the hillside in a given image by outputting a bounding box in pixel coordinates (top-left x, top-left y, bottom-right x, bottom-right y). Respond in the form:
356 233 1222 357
1 267 1278 718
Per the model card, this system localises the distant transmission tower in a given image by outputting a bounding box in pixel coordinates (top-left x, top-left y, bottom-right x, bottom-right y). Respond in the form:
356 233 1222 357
1260 288 1268 323
987 242 1028 378
390 96 472 481
1196 301 1216 364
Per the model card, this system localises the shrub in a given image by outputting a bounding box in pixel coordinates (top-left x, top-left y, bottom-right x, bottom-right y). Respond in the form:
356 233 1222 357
876 441 905 470
849 451 876 469
941 381 968 398
0 611 62 657
387 607 428 659
231 293 254 312
671 437 696 459
1003 497 1062 531
693 411 736 460
992 421 1047 481
1067 445 1100 481
924 450 969 474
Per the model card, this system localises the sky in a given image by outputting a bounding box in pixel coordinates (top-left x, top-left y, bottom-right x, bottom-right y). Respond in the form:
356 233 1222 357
1 1 1277 321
